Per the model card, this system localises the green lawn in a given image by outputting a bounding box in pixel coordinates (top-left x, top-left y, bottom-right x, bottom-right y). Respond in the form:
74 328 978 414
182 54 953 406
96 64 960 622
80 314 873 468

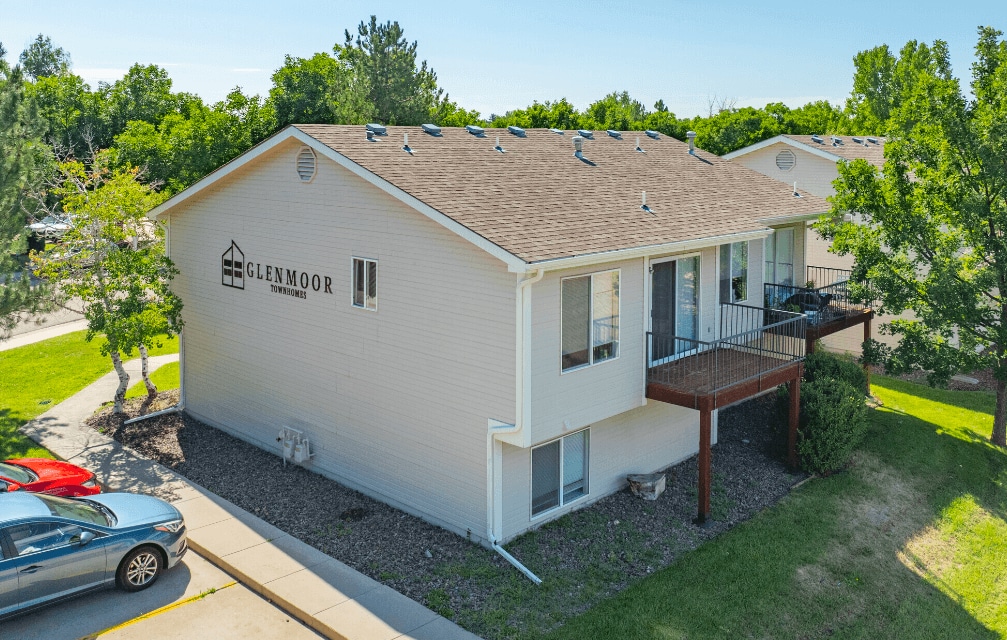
542 376 1007 640
124 360 179 399
0 331 178 459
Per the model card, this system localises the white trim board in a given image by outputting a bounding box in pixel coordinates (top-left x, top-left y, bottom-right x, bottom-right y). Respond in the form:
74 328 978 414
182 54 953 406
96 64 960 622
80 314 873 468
722 134 845 164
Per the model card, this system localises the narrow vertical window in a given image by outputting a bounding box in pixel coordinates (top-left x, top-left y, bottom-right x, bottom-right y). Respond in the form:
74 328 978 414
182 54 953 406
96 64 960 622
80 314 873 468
561 270 620 371
720 241 748 303
352 258 377 310
531 430 589 517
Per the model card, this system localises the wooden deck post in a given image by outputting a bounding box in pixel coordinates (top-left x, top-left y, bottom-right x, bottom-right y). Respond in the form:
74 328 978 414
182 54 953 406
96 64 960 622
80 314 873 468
863 314 872 392
787 370 801 470
695 398 714 525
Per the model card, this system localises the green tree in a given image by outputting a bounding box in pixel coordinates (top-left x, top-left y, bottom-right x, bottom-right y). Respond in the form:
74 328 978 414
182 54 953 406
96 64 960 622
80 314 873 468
105 64 178 134
0 60 52 338
18 34 71 81
269 53 341 127
490 98 585 129
332 16 441 125
821 27 1007 447
583 91 649 130
32 155 180 412
690 106 783 155
27 73 109 157
845 41 943 134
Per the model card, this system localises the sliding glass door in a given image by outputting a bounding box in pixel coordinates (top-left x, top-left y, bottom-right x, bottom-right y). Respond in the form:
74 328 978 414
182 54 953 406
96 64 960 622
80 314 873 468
650 256 699 364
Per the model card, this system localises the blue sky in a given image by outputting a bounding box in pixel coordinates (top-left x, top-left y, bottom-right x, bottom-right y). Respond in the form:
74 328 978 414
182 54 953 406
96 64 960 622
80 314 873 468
4 1 1005 118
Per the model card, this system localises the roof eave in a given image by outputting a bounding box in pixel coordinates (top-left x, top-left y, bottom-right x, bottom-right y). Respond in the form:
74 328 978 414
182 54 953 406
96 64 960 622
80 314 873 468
723 135 842 164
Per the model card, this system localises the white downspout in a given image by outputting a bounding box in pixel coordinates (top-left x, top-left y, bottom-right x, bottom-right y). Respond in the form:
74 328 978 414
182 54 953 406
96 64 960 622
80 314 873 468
486 268 544 584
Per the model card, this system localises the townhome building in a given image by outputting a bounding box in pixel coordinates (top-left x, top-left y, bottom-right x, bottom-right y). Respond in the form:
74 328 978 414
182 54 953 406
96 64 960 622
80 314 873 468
148 124 859 558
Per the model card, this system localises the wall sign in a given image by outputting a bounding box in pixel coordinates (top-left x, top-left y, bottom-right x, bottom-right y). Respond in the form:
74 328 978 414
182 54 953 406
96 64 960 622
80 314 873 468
221 240 334 300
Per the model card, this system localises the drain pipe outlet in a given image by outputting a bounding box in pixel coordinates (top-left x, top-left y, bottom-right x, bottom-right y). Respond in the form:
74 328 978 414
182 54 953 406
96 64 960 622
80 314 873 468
492 541 542 585
123 404 182 425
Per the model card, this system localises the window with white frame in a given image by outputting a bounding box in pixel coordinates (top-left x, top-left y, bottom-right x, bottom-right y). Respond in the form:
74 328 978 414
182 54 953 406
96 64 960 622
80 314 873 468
531 429 589 517
719 241 748 303
352 258 377 310
764 228 794 286
561 270 619 372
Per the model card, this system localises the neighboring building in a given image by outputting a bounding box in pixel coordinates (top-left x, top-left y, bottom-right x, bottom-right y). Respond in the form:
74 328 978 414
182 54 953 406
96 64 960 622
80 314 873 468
149 125 849 555
724 134 885 353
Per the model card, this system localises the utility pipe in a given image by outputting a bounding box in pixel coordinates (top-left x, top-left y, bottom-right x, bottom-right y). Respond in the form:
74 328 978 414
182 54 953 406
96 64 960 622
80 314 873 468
484 268 545 584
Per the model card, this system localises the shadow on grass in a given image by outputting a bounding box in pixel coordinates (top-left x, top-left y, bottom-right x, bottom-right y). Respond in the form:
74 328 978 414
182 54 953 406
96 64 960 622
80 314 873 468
541 387 1006 640
0 408 45 458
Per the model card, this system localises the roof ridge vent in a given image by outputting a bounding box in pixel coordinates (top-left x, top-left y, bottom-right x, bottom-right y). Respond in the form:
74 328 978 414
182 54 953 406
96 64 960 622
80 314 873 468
831 135 843 146
421 123 442 136
465 124 485 136
366 123 387 135
549 128 564 135
851 136 863 144
606 130 622 139
577 129 594 139
494 136 505 153
507 125 526 137
867 136 879 144
811 134 823 144
645 130 660 139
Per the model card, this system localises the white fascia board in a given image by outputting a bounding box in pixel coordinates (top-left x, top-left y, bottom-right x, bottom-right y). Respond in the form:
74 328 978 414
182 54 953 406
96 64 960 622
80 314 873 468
146 126 530 273
528 228 773 272
723 135 842 165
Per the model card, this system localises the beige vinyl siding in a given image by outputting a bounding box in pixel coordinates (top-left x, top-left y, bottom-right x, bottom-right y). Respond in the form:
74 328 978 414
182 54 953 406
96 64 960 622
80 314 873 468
167 139 516 541
499 399 699 541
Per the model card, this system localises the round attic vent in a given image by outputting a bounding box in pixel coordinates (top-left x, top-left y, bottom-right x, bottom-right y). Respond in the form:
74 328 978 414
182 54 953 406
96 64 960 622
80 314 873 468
296 147 316 182
775 149 796 171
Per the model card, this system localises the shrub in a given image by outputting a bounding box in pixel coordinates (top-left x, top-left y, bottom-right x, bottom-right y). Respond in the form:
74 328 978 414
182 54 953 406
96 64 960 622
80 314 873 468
803 349 869 396
796 378 869 474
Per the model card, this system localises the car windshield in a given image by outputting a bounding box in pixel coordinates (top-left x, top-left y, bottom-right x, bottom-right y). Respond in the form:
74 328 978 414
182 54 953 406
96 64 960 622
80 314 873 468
34 493 112 527
0 462 36 484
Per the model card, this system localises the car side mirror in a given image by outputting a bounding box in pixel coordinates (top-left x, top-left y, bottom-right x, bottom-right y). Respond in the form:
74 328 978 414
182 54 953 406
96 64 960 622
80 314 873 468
75 531 96 546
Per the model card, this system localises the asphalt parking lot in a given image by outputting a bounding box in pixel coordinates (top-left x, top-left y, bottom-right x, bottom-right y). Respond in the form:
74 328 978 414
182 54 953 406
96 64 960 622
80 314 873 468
1 549 322 640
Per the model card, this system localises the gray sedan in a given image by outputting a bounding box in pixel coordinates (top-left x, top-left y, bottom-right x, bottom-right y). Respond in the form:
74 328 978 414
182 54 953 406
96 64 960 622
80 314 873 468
0 491 187 620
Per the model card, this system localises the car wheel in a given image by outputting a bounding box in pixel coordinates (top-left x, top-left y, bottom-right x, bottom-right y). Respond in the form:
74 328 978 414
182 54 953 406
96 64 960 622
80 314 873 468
116 546 163 592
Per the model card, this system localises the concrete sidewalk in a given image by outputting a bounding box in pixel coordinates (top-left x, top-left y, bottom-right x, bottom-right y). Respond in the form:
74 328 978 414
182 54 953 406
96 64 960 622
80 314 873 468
21 355 481 640
1 318 88 351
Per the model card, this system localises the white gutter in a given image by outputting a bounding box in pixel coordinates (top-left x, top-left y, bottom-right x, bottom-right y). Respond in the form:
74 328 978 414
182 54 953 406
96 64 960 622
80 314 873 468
485 268 545 584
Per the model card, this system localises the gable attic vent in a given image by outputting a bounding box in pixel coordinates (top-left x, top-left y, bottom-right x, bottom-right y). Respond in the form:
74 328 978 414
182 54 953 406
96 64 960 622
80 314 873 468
775 149 796 171
507 125 526 137
466 124 485 136
366 123 387 135
421 123 442 136
606 130 622 139
810 134 824 144
296 147 316 182
645 130 660 139
577 129 594 139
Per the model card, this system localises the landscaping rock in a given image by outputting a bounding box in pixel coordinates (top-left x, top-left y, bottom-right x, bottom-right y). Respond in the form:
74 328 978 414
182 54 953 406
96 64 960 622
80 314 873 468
626 473 667 500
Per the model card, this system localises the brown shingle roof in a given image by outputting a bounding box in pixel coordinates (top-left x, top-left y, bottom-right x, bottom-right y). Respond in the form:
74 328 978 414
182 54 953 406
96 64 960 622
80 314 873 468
781 134 886 168
296 125 830 264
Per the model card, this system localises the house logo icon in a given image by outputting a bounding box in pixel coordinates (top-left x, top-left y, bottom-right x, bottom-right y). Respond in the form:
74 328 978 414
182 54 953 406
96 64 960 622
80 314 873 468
222 241 244 289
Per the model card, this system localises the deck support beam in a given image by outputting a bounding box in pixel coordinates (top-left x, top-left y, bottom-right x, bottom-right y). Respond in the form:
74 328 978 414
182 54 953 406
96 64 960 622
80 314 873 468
787 366 802 469
864 314 872 391
695 396 714 525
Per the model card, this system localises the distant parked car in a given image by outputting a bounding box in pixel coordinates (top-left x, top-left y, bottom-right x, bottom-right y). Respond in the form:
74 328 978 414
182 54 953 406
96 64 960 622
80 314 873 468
0 491 187 620
25 215 73 252
0 459 101 496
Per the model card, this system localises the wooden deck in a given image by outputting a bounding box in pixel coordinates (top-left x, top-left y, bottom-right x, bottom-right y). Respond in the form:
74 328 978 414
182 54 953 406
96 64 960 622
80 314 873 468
646 346 803 411
806 307 874 344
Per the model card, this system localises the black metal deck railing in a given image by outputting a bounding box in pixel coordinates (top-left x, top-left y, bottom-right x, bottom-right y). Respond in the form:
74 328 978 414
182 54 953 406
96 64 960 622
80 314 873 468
646 303 806 395
764 265 872 328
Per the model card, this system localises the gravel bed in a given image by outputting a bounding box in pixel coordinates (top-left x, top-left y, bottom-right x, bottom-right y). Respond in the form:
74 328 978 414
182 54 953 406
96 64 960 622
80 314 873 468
88 390 805 638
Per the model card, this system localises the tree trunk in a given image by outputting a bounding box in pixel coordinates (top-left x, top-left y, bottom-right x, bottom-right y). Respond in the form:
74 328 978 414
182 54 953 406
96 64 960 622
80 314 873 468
110 351 129 414
994 377 1007 448
138 344 157 399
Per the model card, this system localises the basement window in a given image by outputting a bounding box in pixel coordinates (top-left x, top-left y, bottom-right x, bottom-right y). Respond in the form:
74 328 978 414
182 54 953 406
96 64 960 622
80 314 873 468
561 270 620 371
531 429 589 517
352 258 377 311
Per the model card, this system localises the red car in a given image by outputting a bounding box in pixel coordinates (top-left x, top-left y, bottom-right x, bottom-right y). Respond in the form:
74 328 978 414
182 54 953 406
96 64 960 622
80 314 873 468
0 458 101 496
